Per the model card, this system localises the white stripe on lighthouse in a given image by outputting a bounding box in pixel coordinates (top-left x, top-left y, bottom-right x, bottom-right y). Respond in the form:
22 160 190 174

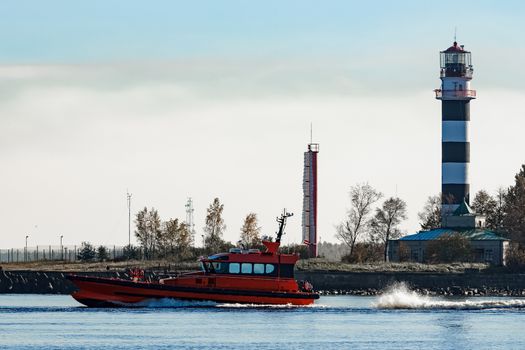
442 163 469 184
442 121 469 142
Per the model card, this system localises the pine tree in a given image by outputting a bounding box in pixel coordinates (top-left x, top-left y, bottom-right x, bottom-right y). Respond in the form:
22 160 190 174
503 165 525 243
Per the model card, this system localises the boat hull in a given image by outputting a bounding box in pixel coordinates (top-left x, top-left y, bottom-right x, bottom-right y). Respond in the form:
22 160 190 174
67 275 319 307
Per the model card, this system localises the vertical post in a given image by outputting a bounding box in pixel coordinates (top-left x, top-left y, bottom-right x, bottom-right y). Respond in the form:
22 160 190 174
60 235 63 260
127 191 132 249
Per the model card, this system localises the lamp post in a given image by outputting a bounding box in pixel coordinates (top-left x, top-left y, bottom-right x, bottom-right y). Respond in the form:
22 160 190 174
25 235 29 262
60 235 63 260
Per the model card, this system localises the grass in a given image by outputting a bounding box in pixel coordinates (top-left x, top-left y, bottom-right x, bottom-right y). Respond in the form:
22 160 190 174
296 258 490 273
0 259 200 272
1 258 492 273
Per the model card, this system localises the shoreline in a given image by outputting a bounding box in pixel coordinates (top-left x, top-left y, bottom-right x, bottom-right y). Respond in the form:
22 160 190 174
1 267 525 297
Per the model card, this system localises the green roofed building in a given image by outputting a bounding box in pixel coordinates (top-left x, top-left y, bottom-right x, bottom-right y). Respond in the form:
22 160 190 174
388 200 510 266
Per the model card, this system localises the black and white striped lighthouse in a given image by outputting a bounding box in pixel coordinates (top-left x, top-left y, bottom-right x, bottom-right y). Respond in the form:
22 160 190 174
435 41 476 218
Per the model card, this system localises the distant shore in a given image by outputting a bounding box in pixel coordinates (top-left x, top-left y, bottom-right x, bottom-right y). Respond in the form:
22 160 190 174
1 260 524 296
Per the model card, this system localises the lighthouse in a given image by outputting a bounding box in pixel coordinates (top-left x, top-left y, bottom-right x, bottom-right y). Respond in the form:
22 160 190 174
435 41 476 218
302 142 319 257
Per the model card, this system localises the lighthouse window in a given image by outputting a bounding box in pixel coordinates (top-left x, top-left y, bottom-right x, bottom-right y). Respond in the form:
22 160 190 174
229 263 240 274
265 264 275 274
253 264 265 274
241 263 253 274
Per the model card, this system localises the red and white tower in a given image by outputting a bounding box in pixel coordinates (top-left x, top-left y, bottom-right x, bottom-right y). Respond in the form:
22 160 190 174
302 142 319 257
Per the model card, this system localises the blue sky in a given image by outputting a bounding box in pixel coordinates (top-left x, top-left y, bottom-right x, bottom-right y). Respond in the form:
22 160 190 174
1 1 525 248
2 1 524 64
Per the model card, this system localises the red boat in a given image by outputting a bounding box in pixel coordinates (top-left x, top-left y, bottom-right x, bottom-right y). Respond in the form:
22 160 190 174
67 211 319 307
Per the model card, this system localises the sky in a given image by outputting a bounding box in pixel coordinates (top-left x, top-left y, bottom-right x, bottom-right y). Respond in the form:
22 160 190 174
1 0 525 249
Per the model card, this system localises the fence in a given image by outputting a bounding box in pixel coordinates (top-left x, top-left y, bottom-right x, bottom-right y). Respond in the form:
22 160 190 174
0 245 129 263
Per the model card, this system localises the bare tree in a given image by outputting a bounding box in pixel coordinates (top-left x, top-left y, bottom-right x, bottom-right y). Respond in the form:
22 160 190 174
418 194 441 230
239 213 262 248
204 198 227 252
336 183 382 258
369 197 408 261
135 207 162 260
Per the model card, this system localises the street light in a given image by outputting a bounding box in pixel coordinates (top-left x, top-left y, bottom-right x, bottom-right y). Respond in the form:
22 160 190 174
25 235 29 262
60 235 64 260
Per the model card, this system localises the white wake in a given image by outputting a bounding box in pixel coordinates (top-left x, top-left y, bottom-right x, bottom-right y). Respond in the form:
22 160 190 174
374 283 525 310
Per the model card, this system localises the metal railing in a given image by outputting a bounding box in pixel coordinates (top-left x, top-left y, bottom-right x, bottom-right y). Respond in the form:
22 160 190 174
434 89 477 99
0 245 129 263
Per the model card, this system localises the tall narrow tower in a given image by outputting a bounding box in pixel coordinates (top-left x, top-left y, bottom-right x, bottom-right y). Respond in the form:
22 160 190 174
435 41 476 218
302 142 319 257
185 198 196 241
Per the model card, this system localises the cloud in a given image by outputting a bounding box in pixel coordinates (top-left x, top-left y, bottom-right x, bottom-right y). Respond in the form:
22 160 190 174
0 61 524 249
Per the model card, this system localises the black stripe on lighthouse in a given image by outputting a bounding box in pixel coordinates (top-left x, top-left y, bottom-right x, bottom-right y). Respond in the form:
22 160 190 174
442 142 470 163
442 100 470 121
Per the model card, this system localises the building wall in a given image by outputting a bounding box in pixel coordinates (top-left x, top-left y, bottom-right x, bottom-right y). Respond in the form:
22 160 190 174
387 239 507 266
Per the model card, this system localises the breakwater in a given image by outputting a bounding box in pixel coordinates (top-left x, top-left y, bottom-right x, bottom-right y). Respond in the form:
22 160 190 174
1 269 525 296
296 271 525 296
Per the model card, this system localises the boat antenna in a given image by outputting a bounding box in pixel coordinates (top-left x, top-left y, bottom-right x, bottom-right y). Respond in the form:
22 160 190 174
276 209 293 243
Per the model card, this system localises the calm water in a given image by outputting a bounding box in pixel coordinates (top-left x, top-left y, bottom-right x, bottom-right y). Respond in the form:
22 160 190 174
1 287 524 350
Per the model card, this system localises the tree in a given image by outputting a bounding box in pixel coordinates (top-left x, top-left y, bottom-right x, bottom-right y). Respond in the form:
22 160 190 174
489 187 506 231
97 245 109 261
472 190 496 217
425 234 472 263
163 218 194 259
336 183 382 259
204 198 227 252
418 194 441 230
239 213 262 248
369 197 408 261
77 241 96 262
123 244 141 260
503 165 525 243
472 189 506 231
135 207 162 260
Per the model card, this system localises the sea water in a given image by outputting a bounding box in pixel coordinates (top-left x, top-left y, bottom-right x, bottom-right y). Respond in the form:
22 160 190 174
0 285 524 350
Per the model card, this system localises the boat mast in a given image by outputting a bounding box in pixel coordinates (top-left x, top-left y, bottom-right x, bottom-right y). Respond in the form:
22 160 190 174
276 209 293 243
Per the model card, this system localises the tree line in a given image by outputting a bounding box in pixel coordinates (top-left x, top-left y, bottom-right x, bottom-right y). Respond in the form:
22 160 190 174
336 164 525 265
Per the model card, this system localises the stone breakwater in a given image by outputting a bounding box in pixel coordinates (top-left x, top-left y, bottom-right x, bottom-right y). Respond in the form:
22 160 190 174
296 271 525 297
1 269 525 296
0 270 160 294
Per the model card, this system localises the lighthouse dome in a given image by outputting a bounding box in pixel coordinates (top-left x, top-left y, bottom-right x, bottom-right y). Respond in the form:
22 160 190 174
444 41 469 53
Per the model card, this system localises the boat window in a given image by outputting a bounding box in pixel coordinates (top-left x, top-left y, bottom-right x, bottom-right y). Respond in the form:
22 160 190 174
229 263 240 274
211 262 229 274
241 263 253 274
265 264 275 274
253 263 264 274
200 262 207 272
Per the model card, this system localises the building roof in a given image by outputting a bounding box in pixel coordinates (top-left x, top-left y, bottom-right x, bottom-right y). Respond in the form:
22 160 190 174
453 199 475 216
399 228 509 241
443 41 469 53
